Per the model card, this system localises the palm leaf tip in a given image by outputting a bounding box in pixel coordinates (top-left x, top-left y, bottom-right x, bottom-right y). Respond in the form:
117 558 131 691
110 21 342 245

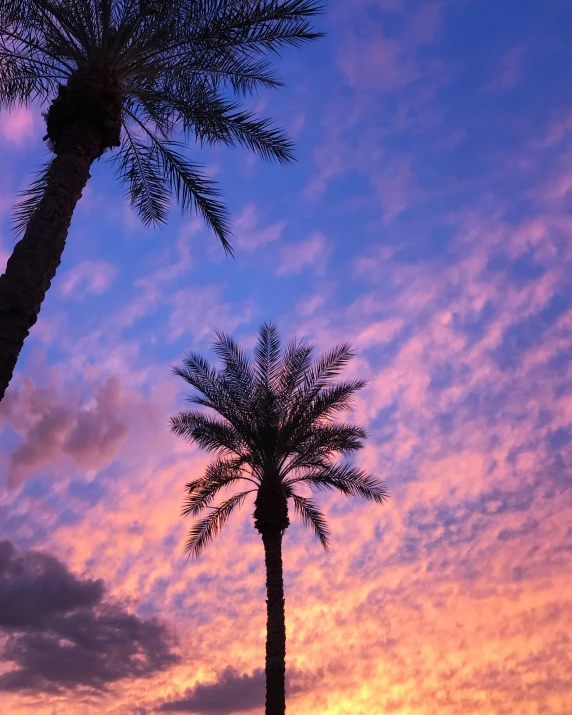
291 493 330 549
11 161 52 238
183 490 251 558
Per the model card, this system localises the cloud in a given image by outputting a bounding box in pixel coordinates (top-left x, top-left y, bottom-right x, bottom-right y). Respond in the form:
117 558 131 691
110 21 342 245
158 666 316 714
2 375 142 487
336 1 444 92
233 204 286 253
1 2 572 713
0 540 104 630
338 33 420 92
276 233 330 276
158 667 265 714
0 540 179 692
375 155 419 223
58 260 118 299
0 107 36 145
167 284 257 342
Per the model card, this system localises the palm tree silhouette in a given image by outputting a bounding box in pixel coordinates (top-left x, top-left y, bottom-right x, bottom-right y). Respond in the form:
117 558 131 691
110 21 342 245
171 323 388 715
0 0 322 400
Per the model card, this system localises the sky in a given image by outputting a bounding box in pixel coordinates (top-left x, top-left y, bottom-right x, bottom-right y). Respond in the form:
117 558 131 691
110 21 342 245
1 0 572 713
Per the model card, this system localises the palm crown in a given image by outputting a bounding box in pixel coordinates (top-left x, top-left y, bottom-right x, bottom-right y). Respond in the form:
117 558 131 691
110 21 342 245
0 0 322 247
170 323 388 556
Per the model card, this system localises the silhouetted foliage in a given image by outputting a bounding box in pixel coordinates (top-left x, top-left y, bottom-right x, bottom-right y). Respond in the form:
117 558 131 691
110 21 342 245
0 0 322 400
171 323 387 715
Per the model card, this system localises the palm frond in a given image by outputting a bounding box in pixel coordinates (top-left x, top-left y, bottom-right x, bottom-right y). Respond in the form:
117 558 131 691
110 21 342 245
189 100 294 164
112 125 171 226
119 108 232 249
184 490 253 558
3 0 321 246
287 464 389 504
0 46 63 107
172 355 228 419
303 423 367 453
277 340 314 404
280 381 366 460
153 139 232 252
170 410 242 455
159 54 283 95
302 343 356 395
302 380 367 423
282 424 367 473
212 330 255 402
172 353 261 454
254 321 282 385
188 1 324 54
12 160 53 237
172 352 219 400
182 458 253 517
289 492 330 549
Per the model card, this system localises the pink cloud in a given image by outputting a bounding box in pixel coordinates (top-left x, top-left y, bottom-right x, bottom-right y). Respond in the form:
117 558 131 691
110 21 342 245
1 15 572 709
167 284 257 341
0 107 36 146
58 260 118 299
4 191 571 713
336 0 444 92
375 155 420 222
535 113 572 149
540 169 572 202
276 232 331 275
339 33 421 91
2 375 148 488
296 292 329 316
233 203 286 252
303 132 349 199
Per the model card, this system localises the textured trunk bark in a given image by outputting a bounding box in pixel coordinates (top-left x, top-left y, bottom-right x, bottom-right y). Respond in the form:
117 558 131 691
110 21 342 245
262 529 287 715
0 121 101 400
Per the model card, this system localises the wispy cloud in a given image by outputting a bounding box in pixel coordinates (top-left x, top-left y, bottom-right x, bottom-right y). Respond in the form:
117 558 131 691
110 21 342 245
58 260 118 299
276 232 330 275
0 107 36 146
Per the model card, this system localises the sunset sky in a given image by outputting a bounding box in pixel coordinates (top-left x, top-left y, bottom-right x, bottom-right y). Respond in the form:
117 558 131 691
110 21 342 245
1 1 572 713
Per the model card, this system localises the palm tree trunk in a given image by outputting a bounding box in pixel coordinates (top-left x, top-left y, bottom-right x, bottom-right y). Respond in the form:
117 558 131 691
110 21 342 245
262 529 287 715
0 122 102 401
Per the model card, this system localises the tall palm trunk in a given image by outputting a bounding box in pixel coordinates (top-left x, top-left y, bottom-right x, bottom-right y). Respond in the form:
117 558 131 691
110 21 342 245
262 529 287 715
0 121 102 400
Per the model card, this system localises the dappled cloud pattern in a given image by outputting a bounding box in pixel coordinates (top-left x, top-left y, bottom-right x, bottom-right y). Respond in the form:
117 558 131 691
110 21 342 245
0 540 179 693
1 0 572 713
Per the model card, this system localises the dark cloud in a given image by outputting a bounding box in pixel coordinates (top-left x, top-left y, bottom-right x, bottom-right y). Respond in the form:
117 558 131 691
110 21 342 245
2 375 139 488
0 540 104 629
0 540 179 692
64 376 130 467
157 666 315 714
158 667 265 714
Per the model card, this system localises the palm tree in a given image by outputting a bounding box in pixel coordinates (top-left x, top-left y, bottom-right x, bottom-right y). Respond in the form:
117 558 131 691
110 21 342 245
170 323 388 715
0 1 322 401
